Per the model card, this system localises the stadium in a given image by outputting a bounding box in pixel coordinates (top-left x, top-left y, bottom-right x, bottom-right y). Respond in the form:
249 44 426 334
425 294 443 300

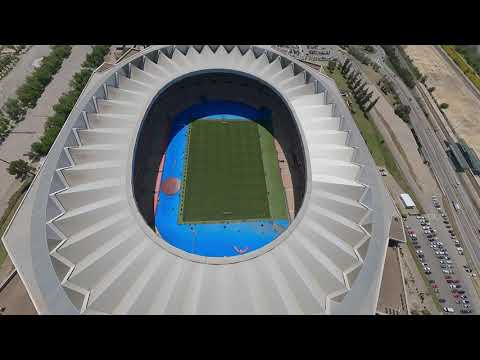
3 45 395 314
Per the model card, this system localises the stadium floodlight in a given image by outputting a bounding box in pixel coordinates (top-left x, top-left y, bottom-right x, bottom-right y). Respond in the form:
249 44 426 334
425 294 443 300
2 45 395 315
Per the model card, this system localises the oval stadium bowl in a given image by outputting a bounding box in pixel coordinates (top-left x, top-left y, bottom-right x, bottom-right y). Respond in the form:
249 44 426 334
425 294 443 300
2 45 395 315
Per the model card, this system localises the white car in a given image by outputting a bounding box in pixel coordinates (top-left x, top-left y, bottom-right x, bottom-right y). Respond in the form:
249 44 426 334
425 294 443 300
439 260 445 264
443 307 455 313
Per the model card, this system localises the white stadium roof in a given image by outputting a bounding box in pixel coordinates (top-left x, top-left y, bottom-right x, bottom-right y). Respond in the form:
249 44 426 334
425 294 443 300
3 45 395 314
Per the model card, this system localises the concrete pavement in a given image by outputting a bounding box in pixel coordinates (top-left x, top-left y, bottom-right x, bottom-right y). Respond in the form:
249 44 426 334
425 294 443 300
0 45 52 109
0 273 36 315
0 45 92 217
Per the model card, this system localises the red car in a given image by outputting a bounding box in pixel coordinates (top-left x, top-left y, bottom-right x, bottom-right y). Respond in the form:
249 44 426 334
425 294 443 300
453 294 460 298
432 284 438 288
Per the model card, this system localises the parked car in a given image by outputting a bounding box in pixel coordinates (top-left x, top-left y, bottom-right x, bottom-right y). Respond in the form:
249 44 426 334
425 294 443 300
443 307 455 313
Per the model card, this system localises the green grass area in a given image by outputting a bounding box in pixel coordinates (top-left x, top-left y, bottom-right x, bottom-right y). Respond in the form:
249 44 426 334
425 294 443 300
442 45 480 92
257 124 289 220
328 67 424 213
181 119 275 223
0 178 33 265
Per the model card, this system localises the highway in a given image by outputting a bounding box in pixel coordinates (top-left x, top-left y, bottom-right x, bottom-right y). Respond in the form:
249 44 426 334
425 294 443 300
310 44 480 296
364 46 480 279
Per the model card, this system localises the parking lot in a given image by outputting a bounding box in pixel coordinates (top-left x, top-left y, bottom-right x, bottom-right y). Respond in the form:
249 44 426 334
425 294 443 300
405 195 477 315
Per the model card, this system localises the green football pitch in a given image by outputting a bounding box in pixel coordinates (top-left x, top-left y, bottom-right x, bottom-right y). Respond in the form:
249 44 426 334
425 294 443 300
180 119 288 223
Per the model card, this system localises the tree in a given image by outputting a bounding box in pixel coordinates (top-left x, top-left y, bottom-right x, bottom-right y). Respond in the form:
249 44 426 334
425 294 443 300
440 103 449 109
7 159 35 181
341 58 350 74
420 75 428 84
327 59 336 72
344 62 352 76
352 77 362 91
364 45 375 53
359 90 374 108
70 68 93 93
349 72 360 87
3 98 26 123
82 45 110 69
395 103 411 122
354 81 367 97
365 97 379 112
428 86 435 93
347 69 356 83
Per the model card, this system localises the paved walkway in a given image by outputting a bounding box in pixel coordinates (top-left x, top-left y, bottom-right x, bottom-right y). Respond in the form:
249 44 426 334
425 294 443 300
0 45 52 109
0 45 92 217
0 273 36 315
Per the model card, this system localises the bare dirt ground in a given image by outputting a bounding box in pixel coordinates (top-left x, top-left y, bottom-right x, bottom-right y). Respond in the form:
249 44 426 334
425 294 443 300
377 247 409 314
404 45 480 157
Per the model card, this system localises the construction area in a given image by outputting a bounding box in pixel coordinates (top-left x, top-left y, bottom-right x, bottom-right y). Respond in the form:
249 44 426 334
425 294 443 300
403 45 480 158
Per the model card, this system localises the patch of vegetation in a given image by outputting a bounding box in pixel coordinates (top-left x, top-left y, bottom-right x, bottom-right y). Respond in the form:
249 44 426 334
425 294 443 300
1 45 72 129
329 65 424 213
381 45 416 88
396 46 423 80
7 159 35 181
347 45 371 65
394 103 411 123
441 45 480 92
28 45 110 160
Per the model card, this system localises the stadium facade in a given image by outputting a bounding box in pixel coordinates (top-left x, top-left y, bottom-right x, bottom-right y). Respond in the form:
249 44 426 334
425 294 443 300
2 45 395 314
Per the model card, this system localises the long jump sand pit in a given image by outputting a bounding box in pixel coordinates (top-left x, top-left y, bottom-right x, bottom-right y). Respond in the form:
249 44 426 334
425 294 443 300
403 45 480 157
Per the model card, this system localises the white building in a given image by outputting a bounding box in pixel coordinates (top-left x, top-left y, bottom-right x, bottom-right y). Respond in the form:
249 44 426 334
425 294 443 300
400 193 415 209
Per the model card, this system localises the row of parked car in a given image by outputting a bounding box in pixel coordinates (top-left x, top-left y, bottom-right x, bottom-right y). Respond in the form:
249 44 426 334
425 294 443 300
412 205 473 314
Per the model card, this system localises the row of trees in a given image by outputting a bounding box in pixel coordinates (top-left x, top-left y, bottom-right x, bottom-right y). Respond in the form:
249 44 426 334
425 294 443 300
0 45 72 127
396 46 422 80
341 58 379 112
455 45 480 74
29 45 111 160
347 46 371 66
381 46 416 88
